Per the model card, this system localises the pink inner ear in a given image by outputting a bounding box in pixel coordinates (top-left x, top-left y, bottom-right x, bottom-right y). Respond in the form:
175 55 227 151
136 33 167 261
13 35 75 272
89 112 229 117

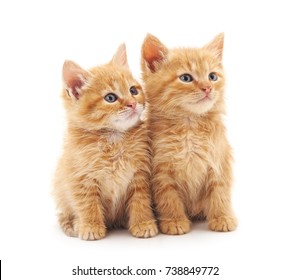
63 61 87 100
66 77 84 100
143 37 167 72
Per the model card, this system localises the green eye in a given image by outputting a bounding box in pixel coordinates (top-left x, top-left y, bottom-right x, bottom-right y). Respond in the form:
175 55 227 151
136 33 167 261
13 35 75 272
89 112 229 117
209 72 218 81
179 74 194 83
104 93 118 103
130 86 138 95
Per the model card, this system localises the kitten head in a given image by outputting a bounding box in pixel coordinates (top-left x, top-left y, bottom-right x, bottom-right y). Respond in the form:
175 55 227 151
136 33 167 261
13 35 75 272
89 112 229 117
62 44 145 132
141 33 225 115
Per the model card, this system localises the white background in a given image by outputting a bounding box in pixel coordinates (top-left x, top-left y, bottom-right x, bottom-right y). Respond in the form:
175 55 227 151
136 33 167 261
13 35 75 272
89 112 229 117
0 0 289 279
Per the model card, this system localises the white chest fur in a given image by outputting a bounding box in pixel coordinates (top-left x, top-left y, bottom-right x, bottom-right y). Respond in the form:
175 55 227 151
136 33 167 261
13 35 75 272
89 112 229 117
93 146 136 212
155 119 218 189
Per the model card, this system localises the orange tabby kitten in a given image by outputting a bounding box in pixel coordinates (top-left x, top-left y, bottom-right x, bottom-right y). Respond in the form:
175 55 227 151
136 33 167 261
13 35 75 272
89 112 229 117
141 33 237 234
54 44 158 240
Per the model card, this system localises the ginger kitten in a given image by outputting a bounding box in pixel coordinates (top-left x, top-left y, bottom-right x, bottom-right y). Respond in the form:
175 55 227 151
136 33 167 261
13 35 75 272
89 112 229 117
54 44 158 240
141 33 237 234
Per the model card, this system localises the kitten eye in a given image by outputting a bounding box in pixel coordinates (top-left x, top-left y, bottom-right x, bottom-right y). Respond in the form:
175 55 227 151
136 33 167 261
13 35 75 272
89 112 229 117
104 93 118 103
179 74 194 83
209 72 218 81
129 86 138 96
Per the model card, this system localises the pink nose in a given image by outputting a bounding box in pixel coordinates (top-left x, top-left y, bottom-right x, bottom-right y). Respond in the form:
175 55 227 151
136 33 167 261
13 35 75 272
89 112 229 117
201 86 212 95
127 101 137 109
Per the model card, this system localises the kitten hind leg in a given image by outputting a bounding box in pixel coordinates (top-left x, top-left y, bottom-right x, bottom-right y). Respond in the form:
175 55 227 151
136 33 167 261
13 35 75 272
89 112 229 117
58 212 77 237
55 193 77 237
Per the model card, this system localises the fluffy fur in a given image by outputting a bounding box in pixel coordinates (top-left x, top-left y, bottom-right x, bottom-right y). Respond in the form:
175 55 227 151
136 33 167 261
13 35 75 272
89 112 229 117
141 33 237 234
54 44 158 240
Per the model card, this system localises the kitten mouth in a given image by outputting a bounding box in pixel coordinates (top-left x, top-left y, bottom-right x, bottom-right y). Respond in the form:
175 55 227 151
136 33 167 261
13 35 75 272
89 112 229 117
197 93 213 103
126 109 138 119
197 96 210 103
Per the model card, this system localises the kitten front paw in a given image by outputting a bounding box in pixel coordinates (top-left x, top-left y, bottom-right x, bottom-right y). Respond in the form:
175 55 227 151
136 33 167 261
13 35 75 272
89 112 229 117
78 225 107 240
129 220 158 238
208 216 237 232
159 219 191 235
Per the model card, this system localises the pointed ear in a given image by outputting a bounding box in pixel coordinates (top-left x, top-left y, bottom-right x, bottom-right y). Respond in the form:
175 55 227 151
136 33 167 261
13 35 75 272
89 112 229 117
204 32 224 61
141 34 168 73
62 60 90 100
111 43 129 68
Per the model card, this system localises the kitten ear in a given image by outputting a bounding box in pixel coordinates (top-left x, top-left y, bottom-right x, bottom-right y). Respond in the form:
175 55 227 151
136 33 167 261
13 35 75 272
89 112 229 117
111 43 129 68
204 32 224 61
62 60 90 100
142 34 168 73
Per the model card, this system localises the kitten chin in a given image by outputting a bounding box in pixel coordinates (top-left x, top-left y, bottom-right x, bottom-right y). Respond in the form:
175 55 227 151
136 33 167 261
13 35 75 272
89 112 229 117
111 103 144 132
185 93 218 115
172 94 213 116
